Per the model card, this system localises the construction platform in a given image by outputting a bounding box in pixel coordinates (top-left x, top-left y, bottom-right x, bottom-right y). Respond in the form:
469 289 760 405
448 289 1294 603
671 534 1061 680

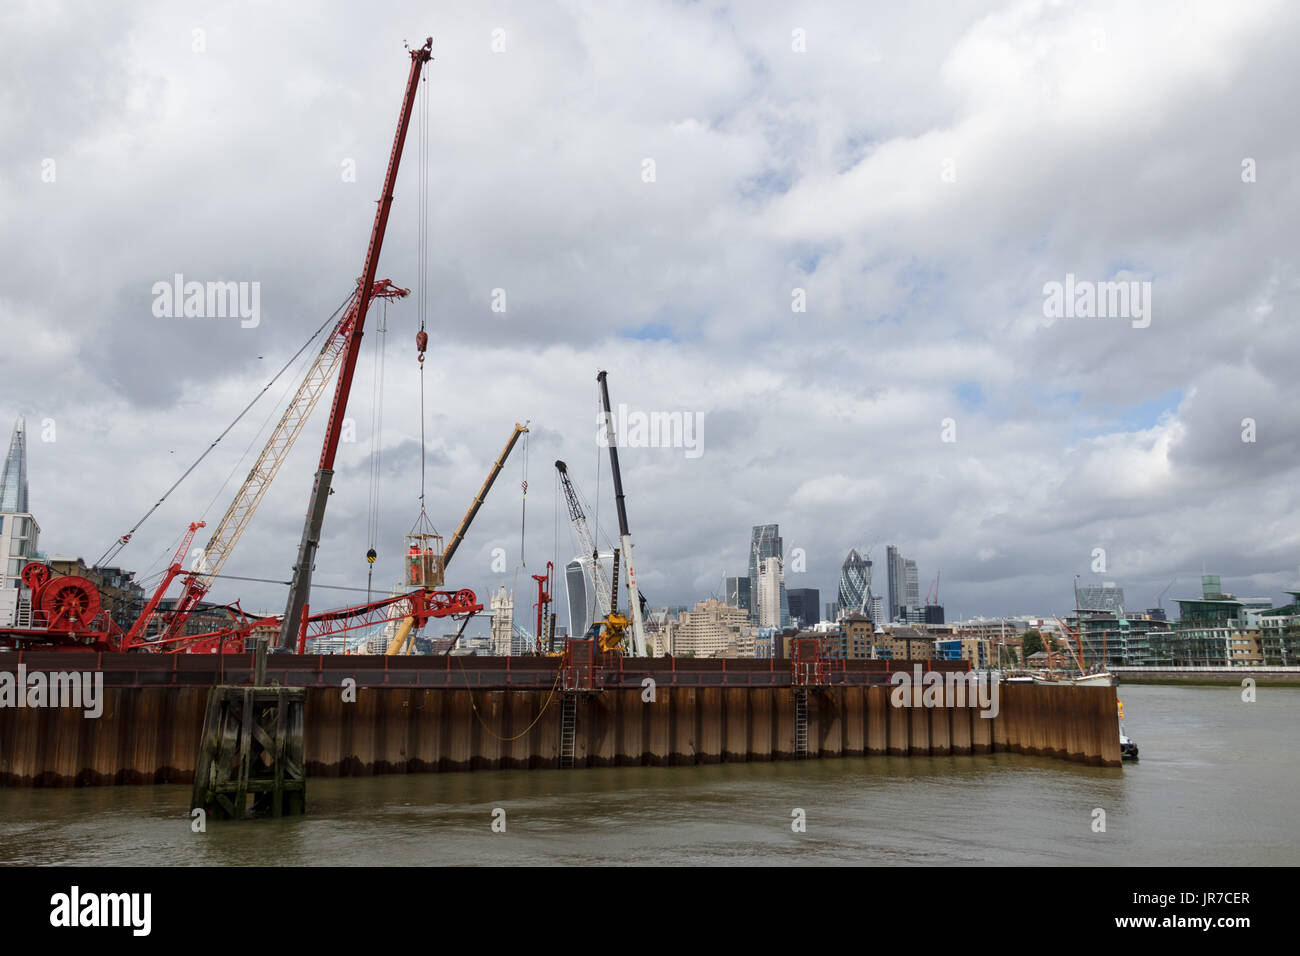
0 651 1123 787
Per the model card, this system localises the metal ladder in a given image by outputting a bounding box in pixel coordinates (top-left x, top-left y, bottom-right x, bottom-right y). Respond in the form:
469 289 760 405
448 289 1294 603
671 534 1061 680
794 689 809 757
14 596 32 629
559 693 577 768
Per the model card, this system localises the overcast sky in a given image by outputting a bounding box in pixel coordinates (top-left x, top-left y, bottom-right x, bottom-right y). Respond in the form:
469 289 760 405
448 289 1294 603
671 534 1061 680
3 0 1299 634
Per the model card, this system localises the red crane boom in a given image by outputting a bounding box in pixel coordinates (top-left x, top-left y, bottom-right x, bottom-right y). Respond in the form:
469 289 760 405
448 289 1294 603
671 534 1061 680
278 38 434 650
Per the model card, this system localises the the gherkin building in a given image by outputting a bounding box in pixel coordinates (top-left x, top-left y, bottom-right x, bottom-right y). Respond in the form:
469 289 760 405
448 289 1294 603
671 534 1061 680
838 549 871 617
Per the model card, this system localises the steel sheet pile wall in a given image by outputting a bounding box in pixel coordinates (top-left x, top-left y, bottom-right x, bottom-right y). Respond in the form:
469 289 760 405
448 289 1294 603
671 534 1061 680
0 667 1120 786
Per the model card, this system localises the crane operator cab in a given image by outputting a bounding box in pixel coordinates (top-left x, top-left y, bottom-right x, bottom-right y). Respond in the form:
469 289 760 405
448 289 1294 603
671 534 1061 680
405 532 445 589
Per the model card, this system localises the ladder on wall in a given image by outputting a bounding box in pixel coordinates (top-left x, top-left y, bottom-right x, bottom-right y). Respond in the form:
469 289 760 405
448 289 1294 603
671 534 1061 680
559 693 577 768
794 689 809 757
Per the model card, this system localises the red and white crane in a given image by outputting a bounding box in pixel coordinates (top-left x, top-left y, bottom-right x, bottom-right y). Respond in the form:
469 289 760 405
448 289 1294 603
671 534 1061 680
0 38 487 655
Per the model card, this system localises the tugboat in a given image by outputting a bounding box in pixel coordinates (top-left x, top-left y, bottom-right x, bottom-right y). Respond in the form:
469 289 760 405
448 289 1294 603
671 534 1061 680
1118 698 1139 760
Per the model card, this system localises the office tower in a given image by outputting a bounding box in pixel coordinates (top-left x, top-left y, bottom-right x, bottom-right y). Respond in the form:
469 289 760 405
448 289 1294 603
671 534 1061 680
748 524 790 627
904 559 920 617
886 546 906 622
756 556 784 628
1076 582 1126 612
0 418 37 628
565 559 592 638
725 575 751 614
838 549 871 615
0 419 27 514
788 587 820 628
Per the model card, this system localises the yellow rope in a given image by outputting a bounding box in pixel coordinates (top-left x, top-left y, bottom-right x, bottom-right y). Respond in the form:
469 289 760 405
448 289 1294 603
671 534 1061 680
453 652 564 741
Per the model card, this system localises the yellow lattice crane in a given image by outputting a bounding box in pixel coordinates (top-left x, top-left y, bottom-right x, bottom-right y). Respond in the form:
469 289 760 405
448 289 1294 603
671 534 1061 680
386 423 529 655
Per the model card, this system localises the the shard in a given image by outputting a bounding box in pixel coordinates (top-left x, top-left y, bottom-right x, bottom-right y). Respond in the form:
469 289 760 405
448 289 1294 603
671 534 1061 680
0 418 28 514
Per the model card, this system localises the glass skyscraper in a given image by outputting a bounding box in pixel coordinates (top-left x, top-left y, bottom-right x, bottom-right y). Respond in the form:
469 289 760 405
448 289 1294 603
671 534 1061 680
748 524 790 627
725 575 751 615
787 587 820 628
838 549 871 616
565 559 591 638
1076 583 1125 612
886 546 905 622
904 559 920 621
0 419 27 514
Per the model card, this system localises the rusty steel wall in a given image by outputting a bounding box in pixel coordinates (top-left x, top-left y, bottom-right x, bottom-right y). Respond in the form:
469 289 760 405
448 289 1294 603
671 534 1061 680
0 682 1121 787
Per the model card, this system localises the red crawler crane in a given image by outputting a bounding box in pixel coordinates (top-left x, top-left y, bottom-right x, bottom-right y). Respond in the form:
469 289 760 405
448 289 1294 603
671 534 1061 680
0 38 481 654
278 37 434 651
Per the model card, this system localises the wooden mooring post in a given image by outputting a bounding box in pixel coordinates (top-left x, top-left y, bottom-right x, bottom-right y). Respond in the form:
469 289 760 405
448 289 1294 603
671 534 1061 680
190 639 306 820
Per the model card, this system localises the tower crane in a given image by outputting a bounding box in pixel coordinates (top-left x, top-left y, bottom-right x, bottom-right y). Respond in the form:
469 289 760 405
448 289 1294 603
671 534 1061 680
925 570 941 608
1156 579 1176 615
596 371 647 657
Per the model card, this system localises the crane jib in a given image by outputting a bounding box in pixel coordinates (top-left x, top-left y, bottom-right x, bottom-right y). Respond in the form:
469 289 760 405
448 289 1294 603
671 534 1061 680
278 38 434 651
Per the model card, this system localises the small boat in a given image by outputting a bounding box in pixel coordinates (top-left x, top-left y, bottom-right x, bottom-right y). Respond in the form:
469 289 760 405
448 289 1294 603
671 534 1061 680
1120 730 1139 760
1031 670 1116 687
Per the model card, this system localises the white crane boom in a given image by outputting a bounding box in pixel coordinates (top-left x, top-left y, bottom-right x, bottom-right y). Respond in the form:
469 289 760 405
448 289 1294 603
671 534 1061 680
555 460 612 628
596 370 647 657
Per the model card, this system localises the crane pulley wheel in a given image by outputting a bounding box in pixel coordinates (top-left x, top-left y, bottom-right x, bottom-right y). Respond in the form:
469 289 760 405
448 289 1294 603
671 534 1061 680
40 577 101 632
21 561 50 591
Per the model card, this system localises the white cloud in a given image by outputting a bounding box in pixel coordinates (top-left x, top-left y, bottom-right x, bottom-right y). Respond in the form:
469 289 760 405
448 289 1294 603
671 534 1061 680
3 0 1299 626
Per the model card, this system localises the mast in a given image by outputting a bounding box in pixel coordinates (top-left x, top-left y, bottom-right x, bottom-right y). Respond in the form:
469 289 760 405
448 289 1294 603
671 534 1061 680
596 371 647 656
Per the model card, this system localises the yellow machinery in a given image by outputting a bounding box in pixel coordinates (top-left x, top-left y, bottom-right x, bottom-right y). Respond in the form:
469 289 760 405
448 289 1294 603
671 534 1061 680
591 611 629 654
386 424 528 655
578 550 630 655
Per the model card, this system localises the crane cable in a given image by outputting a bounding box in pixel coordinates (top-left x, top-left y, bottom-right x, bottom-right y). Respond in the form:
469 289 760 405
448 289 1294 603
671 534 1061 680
415 58 430 518
200 329 319 526
519 428 528 568
364 298 389 601
454 648 563 741
553 462 560 644
95 290 355 568
591 386 603 627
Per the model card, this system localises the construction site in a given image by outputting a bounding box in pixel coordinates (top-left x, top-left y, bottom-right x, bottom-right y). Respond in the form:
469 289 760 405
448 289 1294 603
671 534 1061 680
0 39 1123 814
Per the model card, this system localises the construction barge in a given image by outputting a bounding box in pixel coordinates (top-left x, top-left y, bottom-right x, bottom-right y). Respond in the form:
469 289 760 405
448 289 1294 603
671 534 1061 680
0 650 1122 788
